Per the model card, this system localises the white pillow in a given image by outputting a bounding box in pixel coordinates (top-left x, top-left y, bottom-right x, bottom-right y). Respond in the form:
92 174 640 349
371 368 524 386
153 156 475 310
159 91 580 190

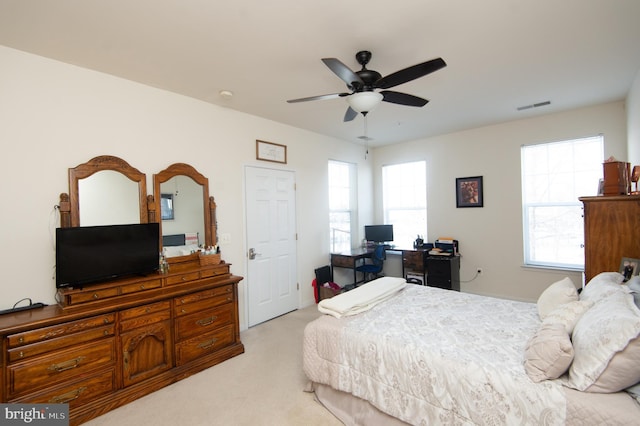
580 272 626 303
627 275 640 309
566 291 640 392
537 277 578 319
542 300 593 334
524 323 574 383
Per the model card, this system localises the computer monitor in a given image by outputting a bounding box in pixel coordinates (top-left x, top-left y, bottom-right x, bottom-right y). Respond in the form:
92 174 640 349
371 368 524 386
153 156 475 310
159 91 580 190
364 225 394 243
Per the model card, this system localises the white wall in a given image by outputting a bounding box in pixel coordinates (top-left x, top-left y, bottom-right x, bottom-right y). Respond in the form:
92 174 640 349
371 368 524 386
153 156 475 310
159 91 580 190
627 68 640 165
372 102 628 302
0 46 373 329
1 44 636 323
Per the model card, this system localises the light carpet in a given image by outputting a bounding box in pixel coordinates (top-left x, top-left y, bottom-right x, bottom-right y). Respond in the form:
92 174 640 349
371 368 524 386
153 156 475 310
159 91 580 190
84 305 341 426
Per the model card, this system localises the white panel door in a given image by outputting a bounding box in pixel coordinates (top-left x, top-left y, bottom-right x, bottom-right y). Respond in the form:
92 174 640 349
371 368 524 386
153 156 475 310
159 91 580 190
245 166 298 327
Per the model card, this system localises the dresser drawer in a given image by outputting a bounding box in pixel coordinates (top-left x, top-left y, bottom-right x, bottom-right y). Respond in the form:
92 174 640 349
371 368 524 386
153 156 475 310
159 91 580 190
174 285 234 317
120 301 171 332
120 278 162 295
8 325 115 362
166 271 201 286
200 264 230 278
8 338 116 397
7 314 115 348
175 304 233 342
66 287 121 304
120 300 170 321
175 324 235 366
10 368 116 408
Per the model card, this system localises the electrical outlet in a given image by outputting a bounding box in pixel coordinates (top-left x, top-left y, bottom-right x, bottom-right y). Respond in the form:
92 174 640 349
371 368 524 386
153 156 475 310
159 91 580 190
219 233 231 243
477 268 483 274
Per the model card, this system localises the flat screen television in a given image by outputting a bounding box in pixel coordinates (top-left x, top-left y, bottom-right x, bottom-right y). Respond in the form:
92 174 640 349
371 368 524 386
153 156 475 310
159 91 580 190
56 223 160 288
364 224 394 243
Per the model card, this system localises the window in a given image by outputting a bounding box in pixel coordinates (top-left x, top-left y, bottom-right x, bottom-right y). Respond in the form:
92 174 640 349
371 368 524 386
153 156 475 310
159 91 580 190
329 160 357 253
521 135 603 269
382 161 427 247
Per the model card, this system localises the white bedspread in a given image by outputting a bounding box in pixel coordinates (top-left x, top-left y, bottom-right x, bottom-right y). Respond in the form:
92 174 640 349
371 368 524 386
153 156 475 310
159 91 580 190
318 276 407 318
304 285 567 425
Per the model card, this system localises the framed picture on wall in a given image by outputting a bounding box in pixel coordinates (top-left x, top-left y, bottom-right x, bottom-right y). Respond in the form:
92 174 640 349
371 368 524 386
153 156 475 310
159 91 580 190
620 257 640 282
256 140 287 164
161 193 174 220
456 176 483 208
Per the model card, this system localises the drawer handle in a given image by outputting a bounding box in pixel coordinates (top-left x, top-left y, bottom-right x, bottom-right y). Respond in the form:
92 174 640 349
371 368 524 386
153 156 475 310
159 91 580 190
226 297 232 302
48 356 86 372
198 338 218 350
181 276 187 281
196 316 218 327
92 293 100 299
49 386 87 404
140 284 145 290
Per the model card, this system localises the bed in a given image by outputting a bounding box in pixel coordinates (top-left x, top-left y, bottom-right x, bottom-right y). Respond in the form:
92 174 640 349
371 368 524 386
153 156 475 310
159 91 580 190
162 232 200 257
303 274 640 425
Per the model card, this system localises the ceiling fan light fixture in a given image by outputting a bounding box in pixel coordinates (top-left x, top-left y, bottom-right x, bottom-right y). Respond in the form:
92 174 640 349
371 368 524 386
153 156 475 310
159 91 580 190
346 91 383 113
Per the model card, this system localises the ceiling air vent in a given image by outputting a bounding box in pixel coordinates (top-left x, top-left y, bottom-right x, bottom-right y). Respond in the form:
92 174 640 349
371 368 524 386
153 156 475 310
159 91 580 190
517 100 551 111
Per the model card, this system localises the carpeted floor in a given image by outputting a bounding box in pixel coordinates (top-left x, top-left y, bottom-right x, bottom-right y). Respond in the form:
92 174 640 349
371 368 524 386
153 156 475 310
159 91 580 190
84 305 341 426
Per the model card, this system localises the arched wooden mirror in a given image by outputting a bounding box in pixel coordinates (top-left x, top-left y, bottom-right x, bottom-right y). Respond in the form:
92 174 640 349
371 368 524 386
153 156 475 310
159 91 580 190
61 155 148 227
153 163 217 256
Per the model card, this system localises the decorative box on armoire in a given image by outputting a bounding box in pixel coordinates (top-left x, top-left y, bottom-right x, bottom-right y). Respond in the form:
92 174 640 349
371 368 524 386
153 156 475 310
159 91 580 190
426 255 460 291
580 195 640 283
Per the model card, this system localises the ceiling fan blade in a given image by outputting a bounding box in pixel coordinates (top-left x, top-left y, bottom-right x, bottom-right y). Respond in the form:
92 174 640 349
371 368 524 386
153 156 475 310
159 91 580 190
322 58 364 89
287 93 349 103
381 90 429 107
375 58 447 90
343 107 358 122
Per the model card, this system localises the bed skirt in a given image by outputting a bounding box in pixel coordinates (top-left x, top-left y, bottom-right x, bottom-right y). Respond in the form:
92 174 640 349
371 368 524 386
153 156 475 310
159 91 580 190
309 381 409 426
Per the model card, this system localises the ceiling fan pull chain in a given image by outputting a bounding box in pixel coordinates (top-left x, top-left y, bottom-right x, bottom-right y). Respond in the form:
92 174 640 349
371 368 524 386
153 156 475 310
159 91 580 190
364 115 369 159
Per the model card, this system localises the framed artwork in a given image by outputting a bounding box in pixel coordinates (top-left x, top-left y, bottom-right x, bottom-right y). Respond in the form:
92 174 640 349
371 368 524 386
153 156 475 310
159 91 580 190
620 257 640 282
160 193 174 220
256 140 287 164
597 178 605 196
456 176 483 208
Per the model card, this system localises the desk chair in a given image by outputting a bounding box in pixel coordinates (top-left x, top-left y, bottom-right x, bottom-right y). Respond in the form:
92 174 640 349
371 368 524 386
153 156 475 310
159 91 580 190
355 245 385 282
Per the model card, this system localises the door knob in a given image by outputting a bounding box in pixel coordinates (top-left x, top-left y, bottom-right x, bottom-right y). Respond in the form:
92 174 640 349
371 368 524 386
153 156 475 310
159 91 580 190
249 248 261 260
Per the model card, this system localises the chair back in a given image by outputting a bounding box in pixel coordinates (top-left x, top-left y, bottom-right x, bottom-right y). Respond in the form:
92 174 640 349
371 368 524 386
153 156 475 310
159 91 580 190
372 245 386 267
314 265 332 285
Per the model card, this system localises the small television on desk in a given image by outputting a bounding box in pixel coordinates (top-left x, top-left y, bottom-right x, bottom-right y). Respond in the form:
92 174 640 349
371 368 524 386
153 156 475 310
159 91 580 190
364 224 394 244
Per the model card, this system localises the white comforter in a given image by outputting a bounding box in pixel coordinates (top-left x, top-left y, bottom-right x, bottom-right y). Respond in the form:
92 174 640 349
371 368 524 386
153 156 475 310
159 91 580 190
304 285 567 425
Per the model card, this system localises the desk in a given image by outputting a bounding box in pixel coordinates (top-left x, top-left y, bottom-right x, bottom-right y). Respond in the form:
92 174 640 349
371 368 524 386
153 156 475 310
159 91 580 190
401 249 461 291
330 248 372 285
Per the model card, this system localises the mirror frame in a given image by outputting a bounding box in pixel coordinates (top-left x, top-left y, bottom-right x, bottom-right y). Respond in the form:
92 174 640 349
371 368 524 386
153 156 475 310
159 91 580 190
153 163 217 248
61 155 148 228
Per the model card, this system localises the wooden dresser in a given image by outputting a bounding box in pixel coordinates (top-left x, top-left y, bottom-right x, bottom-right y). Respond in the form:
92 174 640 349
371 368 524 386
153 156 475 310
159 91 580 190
0 255 243 425
580 195 640 282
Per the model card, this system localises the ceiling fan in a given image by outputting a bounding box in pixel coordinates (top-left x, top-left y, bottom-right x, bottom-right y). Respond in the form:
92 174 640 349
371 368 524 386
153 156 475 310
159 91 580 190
287 50 446 122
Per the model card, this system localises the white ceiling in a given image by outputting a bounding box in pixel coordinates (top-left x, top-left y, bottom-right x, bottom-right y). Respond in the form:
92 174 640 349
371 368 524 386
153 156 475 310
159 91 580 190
1 0 640 147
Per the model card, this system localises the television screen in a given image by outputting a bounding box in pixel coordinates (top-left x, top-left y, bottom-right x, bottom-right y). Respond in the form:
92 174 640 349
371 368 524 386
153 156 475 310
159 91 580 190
56 223 159 288
364 225 394 243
